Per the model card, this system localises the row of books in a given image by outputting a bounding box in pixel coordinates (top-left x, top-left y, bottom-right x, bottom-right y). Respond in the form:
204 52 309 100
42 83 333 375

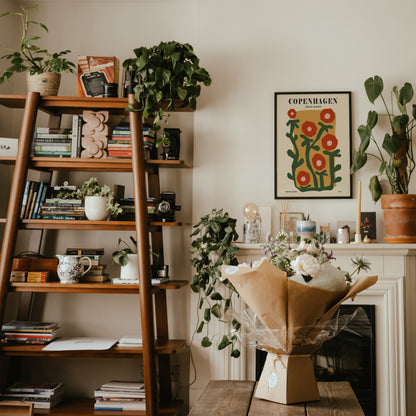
0 381 64 409
117 197 157 221
32 121 82 158
94 380 145 411
1 320 60 345
32 123 157 159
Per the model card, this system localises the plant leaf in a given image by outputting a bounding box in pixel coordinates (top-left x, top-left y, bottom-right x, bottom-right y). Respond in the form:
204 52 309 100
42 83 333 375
364 75 383 104
369 175 383 202
201 336 212 348
218 335 230 350
366 110 378 129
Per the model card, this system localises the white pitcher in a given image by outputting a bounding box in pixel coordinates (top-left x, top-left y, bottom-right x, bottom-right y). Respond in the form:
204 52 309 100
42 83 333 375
56 255 92 283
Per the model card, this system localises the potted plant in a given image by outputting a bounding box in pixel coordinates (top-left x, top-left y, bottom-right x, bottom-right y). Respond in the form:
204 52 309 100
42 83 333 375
112 236 162 280
0 4 76 95
295 213 316 240
60 177 122 221
112 236 138 280
190 208 241 358
123 41 212 149
351 75 416 242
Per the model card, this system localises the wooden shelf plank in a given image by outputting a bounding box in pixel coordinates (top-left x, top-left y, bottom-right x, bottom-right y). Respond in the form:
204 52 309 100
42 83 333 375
0 94 194 116
0 339 186 357
27 397 183 415
9 280 188 293
17 220 182 230
0 157 193 171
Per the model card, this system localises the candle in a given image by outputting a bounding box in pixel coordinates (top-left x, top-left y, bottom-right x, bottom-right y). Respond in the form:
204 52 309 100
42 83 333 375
356 180 361 236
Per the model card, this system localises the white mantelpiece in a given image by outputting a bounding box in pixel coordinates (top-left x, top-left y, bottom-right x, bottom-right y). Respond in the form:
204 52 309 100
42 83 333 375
226 243 416 416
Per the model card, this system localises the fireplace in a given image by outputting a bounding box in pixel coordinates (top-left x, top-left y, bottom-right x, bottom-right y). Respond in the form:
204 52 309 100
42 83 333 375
255 304 376 415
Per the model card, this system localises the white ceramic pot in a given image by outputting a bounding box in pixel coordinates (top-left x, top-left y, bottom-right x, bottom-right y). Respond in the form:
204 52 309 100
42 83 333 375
120 254 138 280
26 72 61 96
84 196 110 221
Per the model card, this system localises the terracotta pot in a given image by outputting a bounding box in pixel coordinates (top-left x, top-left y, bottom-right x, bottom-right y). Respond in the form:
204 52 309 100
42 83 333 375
381 194 416 243
26 72 61 96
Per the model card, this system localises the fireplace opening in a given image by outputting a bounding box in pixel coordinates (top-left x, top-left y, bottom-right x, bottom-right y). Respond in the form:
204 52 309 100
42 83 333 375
255 304 376 415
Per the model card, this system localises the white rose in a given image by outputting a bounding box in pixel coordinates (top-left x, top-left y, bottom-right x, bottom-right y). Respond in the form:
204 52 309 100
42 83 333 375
252 256 268 268
290 254 321 278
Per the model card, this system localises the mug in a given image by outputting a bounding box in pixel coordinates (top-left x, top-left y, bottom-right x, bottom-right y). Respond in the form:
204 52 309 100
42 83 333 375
56 254 92 283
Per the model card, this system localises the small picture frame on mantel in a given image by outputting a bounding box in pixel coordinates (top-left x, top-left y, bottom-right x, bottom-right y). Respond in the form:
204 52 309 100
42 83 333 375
361 212 376 240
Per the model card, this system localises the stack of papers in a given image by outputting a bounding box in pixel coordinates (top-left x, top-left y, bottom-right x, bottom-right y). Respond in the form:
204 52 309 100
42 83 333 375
117 336 143 347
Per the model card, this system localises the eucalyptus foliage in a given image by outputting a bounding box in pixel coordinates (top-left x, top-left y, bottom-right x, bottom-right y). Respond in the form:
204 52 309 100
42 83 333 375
190 209 241 358
0 4 75 84
351 75 416 201
123 41 212 147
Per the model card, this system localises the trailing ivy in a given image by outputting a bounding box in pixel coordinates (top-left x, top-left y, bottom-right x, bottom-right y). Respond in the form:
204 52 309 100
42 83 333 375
190 209 241 358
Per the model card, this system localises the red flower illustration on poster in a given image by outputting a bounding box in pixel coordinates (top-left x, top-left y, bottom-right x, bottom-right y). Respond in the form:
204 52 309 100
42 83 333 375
286 108 342 192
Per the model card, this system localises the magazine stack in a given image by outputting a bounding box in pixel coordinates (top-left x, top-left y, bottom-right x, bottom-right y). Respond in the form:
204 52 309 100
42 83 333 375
1 320 60 345
94 380 145 411
0 382 64 409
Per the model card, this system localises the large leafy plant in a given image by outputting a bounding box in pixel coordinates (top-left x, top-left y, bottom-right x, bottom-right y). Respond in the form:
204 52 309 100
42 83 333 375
351 75 416 201
0 4 75 84
123 41 211 147
190 209 240 358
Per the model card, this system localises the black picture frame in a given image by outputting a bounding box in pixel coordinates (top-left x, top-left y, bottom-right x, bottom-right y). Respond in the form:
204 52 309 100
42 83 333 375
275 91 352 199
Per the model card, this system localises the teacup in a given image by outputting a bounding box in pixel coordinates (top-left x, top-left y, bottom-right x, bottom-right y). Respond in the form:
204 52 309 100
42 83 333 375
56 254 92 283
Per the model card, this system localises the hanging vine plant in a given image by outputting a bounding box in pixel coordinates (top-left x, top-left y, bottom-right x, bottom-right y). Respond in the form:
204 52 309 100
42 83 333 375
190 208 241 358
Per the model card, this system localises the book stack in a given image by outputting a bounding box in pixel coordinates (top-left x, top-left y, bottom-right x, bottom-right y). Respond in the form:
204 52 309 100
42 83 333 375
94 380 145 411
20 180 49 219
0 381 64 409
65 248 108 282
38 185 83 220
108 126 132 158
117 197 157 221
1 320 61 345
117 336 143 348
33 127 73 158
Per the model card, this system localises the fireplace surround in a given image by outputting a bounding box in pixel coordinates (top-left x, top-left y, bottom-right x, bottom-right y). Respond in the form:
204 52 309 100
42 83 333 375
211 243 416 416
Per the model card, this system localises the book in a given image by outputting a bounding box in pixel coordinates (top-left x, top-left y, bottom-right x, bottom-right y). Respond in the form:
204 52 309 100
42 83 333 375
27 181 40 219
79 274 109 282
83 269 108 276
99 380 144 392
6 381 63 394
66 248 105 255
34 133 71 139
94 401 145 410
1 320 58 331
9 271 27 282
27 271 50 283
34 145 72 152
32 181 46 219
3 328 60 340
20 180 32 218
23 181 36 219
35 127 71 134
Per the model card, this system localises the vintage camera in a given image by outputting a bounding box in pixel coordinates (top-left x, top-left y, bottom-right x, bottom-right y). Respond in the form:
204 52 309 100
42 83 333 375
158 192 181 222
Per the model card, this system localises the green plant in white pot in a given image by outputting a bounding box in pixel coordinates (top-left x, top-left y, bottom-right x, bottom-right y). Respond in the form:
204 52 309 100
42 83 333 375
351 75 416 242
60 177 122 221
0 4 75 95
112 236 138 280
123 41 212 148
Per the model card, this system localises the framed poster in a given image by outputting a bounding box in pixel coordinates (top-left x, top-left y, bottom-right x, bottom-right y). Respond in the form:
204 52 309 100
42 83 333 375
275 91 352 199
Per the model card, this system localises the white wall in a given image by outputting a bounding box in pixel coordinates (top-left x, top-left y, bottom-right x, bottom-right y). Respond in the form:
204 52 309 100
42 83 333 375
1 0 416 411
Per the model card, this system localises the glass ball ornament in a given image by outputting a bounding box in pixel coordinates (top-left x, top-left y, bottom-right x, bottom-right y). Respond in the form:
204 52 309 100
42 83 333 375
243 202 259 222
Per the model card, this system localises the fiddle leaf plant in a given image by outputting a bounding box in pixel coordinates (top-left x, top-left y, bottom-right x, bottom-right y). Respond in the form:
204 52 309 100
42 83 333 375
351 75 416 201
190 209 241 358
123 41 211 147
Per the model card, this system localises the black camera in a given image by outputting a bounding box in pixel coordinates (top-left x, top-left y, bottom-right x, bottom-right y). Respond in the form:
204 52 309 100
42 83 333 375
158 192 181 222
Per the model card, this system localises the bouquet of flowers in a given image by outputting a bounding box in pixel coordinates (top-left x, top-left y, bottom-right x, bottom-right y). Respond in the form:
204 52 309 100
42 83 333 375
222 232 377 404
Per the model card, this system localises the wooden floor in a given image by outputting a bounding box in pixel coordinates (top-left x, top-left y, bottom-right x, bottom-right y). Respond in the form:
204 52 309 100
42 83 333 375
189 380 365 416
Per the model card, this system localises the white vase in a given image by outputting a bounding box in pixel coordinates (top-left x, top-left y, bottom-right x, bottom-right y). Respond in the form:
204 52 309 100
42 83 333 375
84 196 110 221
120 254 138 280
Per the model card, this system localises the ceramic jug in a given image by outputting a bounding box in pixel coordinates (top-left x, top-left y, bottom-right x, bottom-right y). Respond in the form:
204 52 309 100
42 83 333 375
56 254 92 283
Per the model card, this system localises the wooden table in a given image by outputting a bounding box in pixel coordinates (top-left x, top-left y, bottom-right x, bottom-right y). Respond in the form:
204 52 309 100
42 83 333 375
189 380 365 416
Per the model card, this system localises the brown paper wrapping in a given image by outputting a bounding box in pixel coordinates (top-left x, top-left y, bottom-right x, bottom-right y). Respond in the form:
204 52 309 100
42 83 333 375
222 260 378 403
